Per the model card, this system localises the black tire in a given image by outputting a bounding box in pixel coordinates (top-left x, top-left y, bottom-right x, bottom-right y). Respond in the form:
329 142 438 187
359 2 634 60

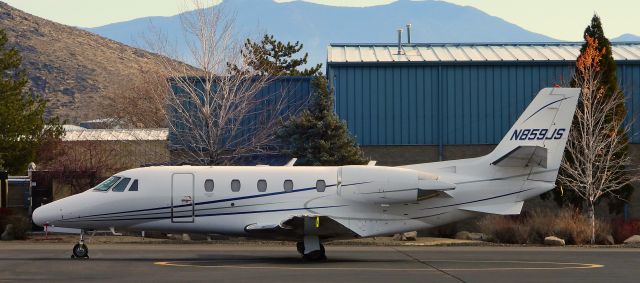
302 244 326 261
296 242 305 254
73 243 89 258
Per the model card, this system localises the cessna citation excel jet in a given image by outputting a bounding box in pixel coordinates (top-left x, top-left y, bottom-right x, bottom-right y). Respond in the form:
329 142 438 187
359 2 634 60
33 88 579 260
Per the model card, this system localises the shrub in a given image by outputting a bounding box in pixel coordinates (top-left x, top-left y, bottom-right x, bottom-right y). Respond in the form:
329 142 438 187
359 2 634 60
611 218 640 243
476 208 611 245
0 214 31 240
477 215 530 244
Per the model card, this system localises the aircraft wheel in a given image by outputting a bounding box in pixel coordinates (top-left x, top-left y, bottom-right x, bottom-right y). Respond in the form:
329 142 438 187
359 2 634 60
302 244 326 261
72 243 89 258
296 242 305 254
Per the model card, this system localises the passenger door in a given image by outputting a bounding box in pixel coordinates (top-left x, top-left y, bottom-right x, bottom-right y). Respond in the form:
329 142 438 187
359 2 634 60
171 173 194 223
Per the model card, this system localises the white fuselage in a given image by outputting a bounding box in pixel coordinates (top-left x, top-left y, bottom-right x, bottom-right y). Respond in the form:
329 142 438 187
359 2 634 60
32 87 580 242
32 162 552 239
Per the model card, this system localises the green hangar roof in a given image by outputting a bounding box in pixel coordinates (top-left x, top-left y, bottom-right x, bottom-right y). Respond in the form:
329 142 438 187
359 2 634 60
327 42 640 63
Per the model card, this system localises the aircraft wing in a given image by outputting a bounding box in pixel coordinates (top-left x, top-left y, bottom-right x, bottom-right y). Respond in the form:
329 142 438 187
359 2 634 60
244 215 359 241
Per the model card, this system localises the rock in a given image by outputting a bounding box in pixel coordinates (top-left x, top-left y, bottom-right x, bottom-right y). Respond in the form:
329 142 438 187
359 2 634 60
1 224 15 241
454 231 471 240
468 232 490 241
181 233 192 241
403 231 418 241
544 236 565 246
604 235 615 245
623 235 640 244
392 233 404 241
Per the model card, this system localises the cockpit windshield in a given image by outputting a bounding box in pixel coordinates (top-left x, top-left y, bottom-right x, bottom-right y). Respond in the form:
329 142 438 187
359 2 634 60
93 176 121 191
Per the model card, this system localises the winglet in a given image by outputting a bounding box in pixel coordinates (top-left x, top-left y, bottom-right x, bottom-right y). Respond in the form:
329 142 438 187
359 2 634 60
285 158 297 166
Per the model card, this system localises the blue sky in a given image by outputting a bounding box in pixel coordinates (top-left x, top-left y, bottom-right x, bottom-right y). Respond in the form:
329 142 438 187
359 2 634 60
3 0 639 40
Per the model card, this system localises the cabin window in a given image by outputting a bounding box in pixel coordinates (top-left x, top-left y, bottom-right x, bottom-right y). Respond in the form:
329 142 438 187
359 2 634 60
128 180 139 191
111 178 131 192
283 179 293 192
231 179 241 192
257 179 267 192
93 176 121 191
316 180 326 192
204 179 214 192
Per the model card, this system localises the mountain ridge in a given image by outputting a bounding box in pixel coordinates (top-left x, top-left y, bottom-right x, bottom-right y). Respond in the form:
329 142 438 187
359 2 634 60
87 0 557 66
612 33 640 42
0 2 190 122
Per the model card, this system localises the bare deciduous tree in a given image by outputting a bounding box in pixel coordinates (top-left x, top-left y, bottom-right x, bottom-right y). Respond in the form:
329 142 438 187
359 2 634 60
559 36 639 244
98 67 170 129
144 0 301 165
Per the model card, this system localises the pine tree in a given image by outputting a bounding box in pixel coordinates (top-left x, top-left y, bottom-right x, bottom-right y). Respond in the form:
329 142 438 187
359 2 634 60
0 29 62 174
550 15 632 214
240 34 322 76
277 76 367 166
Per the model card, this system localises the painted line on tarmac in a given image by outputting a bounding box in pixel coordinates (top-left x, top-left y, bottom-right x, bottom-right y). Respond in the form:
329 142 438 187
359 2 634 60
154 259 604 271
154 261 439 271
424 260 604 271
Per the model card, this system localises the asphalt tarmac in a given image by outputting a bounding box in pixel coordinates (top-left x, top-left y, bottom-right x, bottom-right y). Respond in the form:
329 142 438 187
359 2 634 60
0 243 638 283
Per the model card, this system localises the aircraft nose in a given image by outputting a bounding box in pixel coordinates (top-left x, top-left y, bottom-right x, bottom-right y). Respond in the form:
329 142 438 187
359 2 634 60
32 203 59 227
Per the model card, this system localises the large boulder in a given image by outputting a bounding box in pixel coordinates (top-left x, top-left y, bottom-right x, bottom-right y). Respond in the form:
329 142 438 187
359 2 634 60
392 231 418 241
623 235 640 244
544 236 565 246
1 224 15 241
604 235 615 245
403 231 418 241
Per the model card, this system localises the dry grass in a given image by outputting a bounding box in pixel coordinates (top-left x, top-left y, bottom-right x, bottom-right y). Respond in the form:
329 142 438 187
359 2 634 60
476 208 611 245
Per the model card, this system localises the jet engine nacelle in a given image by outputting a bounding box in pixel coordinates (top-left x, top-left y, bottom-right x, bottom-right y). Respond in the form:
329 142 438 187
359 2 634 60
338 166 455 204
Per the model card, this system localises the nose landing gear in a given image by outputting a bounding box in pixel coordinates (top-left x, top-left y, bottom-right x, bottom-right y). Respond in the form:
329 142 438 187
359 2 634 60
71 230 89 259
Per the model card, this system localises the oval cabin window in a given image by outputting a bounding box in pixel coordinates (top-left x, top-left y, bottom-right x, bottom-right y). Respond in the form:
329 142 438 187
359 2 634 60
316 180 326 192
257 179 267 192
231 179 241 192
204 179 214 192
283 180 293 192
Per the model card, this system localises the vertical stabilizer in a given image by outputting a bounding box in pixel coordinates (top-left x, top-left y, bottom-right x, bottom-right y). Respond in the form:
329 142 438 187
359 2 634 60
486 88 580 175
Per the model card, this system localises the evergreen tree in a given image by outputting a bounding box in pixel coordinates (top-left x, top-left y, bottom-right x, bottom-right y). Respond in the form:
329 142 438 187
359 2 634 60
240 34 322 76
277 76 367 166
0 29 62 174
549 15 632 214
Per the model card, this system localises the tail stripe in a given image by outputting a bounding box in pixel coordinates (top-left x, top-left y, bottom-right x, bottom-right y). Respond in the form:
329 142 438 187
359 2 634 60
521 96 571 123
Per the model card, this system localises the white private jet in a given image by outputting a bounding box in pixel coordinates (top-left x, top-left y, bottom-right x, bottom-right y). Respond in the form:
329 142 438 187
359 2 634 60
33 88 579 260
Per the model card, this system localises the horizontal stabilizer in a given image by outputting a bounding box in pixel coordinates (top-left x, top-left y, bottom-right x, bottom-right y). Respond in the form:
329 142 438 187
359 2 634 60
460 201 524 215
491 146 547 168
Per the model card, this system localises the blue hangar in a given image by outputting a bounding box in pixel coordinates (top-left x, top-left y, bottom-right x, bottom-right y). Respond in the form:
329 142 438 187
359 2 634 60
326 42 640 165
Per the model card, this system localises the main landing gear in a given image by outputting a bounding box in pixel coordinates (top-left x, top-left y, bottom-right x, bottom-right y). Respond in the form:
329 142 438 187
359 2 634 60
71 230 89 259
296 235 326 261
